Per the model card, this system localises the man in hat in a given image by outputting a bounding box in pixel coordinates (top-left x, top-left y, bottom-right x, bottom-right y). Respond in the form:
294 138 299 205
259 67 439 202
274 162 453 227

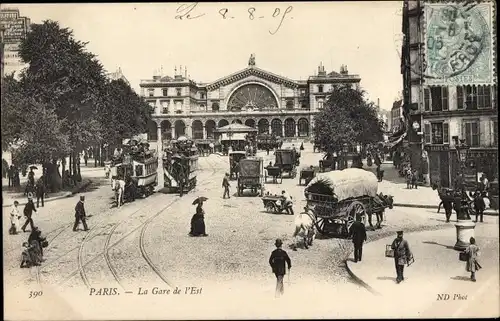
73 195 89 231
269 238 292 298
281 190 294 215
36 176 46 208
222 173 230 199
350 214 367 262
21 197 37 232
390 230 412 283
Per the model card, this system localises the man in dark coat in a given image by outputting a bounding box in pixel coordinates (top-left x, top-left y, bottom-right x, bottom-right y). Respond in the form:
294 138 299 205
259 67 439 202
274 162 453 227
390 231 412 283
222 173 230 199
350 216 367 262
73 195 89 231
36 176 45 208
21 197 37 232
473 190 485 223
269 238 292 298
28 226 46 259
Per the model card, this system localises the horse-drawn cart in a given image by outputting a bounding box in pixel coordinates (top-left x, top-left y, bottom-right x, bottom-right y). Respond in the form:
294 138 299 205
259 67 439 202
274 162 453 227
304 168 394 237
299 166 317 185
237 157 264 196
265 166 282 184
274 149 298 179
229 151 246 180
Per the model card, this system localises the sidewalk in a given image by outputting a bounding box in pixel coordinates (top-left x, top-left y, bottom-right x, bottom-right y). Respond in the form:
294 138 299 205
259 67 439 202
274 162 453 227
2 164 104 208
346 219 499 318
366 162 499 216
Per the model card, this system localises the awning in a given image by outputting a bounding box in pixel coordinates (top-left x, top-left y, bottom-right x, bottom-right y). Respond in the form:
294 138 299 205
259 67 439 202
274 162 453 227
384 132 407 150
221 132 247 141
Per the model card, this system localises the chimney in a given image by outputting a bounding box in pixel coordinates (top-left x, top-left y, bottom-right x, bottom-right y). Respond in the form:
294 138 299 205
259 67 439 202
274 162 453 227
340 64 348 75
318 62 326 77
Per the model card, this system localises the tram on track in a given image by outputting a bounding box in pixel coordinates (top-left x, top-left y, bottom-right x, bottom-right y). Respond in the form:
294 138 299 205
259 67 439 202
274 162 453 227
163 137 199 196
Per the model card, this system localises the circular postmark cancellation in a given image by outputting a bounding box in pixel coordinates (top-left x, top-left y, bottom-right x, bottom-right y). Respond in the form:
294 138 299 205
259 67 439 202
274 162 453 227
425 3 493 83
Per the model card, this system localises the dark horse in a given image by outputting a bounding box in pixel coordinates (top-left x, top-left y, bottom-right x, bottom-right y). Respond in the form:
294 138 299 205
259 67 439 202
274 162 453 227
368 193 394 229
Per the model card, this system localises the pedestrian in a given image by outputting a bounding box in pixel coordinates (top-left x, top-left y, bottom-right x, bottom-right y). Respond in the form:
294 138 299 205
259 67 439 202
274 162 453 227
463 237 481 282
28 226 47 260
36 176 45 208
8 165 14 187
300 142 304 151
350 214 367 263
20 242 35 268
84 152 88 166
189 202 207 237
390 230 412 284
281 190 294 215
473 190 485 223
406 167 412 189
21 197 37 233
73 195 89 231
269 238 292 298
9 201 21 235
411 170 418 189
222 173 230 199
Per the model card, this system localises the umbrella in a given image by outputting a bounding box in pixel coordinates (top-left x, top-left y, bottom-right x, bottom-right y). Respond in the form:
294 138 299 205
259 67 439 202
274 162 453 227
30 166 38 170
192 196 208 205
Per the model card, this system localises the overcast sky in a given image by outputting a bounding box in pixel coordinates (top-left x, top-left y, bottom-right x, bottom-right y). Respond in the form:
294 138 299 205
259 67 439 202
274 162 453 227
7 2 404 110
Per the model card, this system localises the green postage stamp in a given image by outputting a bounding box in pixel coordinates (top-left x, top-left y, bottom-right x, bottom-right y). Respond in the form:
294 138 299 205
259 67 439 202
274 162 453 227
424 1 494 85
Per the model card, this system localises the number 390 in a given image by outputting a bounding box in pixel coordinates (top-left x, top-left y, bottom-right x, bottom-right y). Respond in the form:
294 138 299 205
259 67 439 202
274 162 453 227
29 291 43 298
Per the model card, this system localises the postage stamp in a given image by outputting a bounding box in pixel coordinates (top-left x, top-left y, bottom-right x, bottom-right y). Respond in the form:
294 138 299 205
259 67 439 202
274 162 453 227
424 1 495 85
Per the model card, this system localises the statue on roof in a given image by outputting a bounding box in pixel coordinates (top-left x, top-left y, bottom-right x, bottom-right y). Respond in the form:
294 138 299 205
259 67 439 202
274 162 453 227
248 54 256 67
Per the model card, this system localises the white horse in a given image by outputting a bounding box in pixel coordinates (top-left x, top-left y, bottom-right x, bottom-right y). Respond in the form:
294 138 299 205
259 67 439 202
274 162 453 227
292 207 317 251
112 178 125 208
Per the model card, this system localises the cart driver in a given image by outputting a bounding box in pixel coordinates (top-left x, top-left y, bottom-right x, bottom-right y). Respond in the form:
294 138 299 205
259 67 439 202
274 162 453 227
281 190 294 215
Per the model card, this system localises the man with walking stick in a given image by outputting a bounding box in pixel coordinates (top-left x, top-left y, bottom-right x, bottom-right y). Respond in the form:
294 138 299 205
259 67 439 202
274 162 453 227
269 238 292 298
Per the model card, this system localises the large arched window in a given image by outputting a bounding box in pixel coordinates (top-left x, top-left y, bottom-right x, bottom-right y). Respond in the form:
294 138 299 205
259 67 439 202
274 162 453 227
227 84 278 111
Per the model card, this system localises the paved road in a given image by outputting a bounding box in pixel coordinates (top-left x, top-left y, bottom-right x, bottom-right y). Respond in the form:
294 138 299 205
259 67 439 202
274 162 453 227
4 148 492 320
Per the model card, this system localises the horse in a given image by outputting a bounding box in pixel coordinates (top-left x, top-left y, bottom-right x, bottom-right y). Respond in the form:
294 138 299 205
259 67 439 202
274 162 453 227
112 178 125 208
369 193 394 229
291 207 317 251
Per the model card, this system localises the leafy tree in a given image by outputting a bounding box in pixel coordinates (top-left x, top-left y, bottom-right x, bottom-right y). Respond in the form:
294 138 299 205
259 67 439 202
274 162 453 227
313 84 384 153
18 20 107 176
98 79 153 154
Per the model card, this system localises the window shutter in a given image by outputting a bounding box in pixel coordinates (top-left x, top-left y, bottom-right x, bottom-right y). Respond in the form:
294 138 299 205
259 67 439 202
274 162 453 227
457 86 464 109
424 123 431 144
442 87 449 111
443 122 449 144
472 121 479 146
424 88 430 111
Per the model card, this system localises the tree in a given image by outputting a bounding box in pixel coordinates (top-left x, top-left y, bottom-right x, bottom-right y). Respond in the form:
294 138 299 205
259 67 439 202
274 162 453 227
98 79 153 154
313 84 384 153
18 20 107 178
1 76 70 191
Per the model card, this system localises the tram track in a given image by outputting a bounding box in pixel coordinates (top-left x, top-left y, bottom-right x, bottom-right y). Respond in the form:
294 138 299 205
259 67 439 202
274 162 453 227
70 156 221 290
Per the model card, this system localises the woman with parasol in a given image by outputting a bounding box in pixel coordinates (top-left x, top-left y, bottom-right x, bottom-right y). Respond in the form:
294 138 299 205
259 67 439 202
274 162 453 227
189 197 208 237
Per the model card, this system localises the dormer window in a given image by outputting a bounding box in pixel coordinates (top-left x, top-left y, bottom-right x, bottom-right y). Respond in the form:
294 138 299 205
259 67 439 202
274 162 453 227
318 85 323 93
162 89 168 96
148 89 154 97
176 88 182 96
200 92 206 99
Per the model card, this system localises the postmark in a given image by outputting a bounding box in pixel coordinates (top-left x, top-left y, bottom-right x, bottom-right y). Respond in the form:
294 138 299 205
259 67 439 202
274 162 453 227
424 2 494 85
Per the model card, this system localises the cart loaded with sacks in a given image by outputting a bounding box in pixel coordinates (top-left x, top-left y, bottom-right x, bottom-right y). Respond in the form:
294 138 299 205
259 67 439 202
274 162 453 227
304 168 394 237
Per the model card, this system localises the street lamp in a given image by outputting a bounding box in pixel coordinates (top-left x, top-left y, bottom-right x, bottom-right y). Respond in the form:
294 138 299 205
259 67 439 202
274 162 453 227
452 136 475 251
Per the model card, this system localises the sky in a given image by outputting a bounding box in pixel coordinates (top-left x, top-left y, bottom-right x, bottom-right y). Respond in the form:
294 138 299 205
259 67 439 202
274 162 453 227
5 2 404 110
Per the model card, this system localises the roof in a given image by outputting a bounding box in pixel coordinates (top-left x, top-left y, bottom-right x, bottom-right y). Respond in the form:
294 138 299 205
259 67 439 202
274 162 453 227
305 168 378 200
206 66 298 90
215 123 258 133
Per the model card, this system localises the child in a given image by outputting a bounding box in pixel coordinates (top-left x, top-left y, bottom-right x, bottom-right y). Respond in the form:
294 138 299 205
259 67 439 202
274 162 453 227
411 170 418 189
20 242 34 268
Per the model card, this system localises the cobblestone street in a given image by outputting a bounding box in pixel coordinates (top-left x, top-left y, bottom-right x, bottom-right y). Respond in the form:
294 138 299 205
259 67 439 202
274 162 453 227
3 147 468 319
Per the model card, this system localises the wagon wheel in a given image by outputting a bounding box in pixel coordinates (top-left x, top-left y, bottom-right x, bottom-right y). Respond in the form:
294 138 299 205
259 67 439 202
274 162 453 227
346 201 366 235
314 217 335 235
265 201 275 213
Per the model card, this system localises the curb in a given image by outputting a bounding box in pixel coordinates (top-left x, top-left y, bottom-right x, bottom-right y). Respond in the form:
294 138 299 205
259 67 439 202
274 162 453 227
344 260 381 296
2 179 93 208
393 203 499 216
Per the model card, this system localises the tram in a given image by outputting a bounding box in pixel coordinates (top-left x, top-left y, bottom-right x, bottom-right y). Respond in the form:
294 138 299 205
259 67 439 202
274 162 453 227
163 137 199 196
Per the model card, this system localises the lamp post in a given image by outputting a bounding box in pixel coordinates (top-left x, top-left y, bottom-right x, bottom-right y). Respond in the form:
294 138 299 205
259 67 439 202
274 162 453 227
452 136 475 251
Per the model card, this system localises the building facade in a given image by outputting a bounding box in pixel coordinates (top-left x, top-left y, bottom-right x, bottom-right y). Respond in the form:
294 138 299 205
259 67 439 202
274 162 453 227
140 55 361 143
391 99 403 133
106 67 130 87
402 0 497 188
0 9 30 80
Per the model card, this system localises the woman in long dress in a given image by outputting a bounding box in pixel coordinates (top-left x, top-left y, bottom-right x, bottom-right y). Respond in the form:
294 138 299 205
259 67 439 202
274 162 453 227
189 203 207 237
464 237 481 282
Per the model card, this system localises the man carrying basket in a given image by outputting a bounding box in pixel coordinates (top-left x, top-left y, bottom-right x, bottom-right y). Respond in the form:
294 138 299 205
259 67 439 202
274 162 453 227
390 231 413 284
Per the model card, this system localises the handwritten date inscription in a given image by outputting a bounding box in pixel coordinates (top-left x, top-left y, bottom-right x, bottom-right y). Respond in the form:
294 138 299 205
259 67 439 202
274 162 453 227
175 3 293 35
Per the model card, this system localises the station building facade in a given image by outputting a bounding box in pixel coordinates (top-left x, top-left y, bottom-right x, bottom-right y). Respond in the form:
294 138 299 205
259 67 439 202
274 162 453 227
140 56 361 144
